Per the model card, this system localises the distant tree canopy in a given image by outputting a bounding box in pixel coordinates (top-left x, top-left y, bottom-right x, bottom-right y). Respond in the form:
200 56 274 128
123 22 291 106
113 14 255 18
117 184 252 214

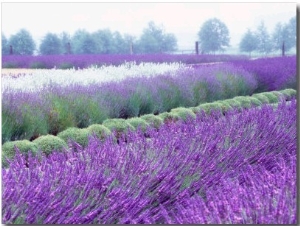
3 16 295 56
8 29 36 55
255 21 272 55
239 29 258 56
39 33 62 55
136 21 178 53
60 32 71 54
2 33 9 55
198 18 230 54
238 16 296 56
272 17 296 52
71 29 96 54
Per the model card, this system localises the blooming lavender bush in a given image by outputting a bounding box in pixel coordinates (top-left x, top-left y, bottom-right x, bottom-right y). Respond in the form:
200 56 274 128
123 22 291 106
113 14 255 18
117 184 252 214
2 63 258 143
2 100 296 224
2 54 249 69
231 56 296 92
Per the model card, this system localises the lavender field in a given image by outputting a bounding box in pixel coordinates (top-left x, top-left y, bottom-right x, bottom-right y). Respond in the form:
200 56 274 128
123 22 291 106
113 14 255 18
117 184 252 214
2 56 296 143
2 101 297 224
1 54 297 224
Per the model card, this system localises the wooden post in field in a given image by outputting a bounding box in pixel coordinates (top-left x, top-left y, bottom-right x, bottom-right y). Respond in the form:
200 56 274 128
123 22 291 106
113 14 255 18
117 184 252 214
9 45 13 55
67 42 71 54
195 41 199 55
282 41 285 57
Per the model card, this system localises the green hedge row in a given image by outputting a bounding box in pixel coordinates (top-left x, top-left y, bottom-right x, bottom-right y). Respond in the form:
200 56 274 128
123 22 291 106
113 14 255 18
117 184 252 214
2 88 296 167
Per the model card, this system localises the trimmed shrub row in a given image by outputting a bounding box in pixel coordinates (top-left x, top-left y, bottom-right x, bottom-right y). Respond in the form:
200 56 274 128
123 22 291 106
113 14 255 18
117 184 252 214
2 88 296 167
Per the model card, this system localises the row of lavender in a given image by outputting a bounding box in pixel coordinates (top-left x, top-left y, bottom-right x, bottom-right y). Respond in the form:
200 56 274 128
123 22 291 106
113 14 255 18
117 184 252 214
2 56 296 143
2 88 295 165
2 54 249 69
2 100 297 224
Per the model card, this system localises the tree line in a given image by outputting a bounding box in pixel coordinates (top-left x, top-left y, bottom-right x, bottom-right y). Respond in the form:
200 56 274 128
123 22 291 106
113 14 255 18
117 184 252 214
2 17 296 56
1 21 177 55
239 17 296 56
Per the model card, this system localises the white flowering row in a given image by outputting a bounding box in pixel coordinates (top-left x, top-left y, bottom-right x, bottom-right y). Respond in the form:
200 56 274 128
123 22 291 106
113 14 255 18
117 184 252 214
2 62 189 93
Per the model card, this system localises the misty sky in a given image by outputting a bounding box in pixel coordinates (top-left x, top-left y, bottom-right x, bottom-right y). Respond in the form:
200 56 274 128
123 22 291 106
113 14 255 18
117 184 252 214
1 2 296 50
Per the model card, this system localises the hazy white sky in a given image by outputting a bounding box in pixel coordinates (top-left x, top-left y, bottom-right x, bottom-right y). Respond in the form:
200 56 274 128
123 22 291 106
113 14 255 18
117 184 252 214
1 2 296 49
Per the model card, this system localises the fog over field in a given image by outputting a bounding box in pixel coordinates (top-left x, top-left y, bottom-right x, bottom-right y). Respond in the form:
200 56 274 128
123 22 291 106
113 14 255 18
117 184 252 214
2 2 295 51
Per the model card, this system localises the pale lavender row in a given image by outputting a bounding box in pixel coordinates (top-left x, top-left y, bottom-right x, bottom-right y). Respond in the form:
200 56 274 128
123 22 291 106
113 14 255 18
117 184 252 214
2 54 249 68
2 100 297 224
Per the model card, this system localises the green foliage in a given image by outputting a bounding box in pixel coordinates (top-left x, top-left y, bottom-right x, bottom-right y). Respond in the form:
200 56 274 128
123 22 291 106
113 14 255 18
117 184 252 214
29 62 47 69
215 101 234 113
280 89 296 100
57 127 90 147
59 63 74 69
198 18 230 53
270 91 285 101
156 78 183 112
39 33 62 55
32 135 67 155
171 108 196 121
2 62 18 68
72 29 97 54
248 97 262 107
102 119 135 134
215 73 252 99
2 110 17 143
20 105 49 140
287 16 296 49
125 93 143 117
239 29 258 56
8 29 36 55
190 106 202 114
261 92 279 103
2 105 49 143
140 114 163 129
2 33 10 55
2 140 38 167
136 21 177 53
91 29 115 54
272 18 296 52
68 97 107 128
87 124 112 140
192 81 208 105
48 96 76 134
158 112 181 123
255 21 272 54
59 32 71 54
127 118 150 132
251 94 270 104
197 102 223 114
232 96 252 108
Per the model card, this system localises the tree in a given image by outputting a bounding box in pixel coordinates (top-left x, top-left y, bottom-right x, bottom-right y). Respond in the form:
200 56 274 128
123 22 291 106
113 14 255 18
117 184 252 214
39 33 62 55
137 21 177 53
60 32 71 54
239 29 258 56
123 34 136 54
255 21 272 55
112 31 127 54
71 29 96 54
2 33 10 55
91 29 114 54
161 33 177 52
286 16 296 49
198 18 230 54
8 29 36 55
